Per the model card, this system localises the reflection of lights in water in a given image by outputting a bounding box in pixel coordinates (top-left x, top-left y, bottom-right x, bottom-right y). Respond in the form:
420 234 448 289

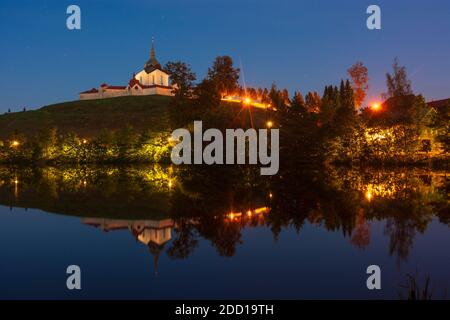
226 207 269 221
254 207 269 214
364 183 398 201
13 178 19 198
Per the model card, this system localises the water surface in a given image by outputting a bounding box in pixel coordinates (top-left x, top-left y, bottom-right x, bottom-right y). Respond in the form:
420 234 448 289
0 165 448 299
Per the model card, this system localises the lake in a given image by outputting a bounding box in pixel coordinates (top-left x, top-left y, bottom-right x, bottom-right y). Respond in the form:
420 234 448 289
0 164 448 299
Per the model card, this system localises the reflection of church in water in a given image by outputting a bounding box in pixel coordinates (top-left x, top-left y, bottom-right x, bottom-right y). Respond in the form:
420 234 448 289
82 218 173 275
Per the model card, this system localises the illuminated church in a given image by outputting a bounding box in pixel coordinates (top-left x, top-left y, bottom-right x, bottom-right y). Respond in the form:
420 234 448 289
80 41 173 100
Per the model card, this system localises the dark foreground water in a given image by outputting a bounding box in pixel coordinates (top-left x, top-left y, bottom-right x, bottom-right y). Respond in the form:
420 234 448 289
0 165 448 299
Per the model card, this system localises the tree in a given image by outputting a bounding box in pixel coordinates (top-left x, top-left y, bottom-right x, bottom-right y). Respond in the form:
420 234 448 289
281 88 290 105
320 85 339 125
431 102 450 154
164 61 196 98
268 83 286 111
291 91 306 113
261 88 270 103
305 91 321 113
206 56 240 97
347 61 369 108
385 57 413 98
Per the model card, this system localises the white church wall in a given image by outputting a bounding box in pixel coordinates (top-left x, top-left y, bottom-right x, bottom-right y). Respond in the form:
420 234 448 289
135 69 169 86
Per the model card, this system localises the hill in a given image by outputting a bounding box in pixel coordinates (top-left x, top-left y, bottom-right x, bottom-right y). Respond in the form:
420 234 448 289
0 95 173 139
0 95 271 140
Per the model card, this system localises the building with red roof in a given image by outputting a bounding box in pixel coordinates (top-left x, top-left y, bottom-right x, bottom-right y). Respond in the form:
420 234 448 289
80 41 174 100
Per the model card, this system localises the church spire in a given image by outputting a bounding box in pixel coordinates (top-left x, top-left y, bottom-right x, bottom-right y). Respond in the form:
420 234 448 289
144 36 161 73
150 37 156 59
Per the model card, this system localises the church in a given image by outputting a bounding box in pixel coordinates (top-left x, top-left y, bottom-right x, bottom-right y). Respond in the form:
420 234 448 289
80 42 173 100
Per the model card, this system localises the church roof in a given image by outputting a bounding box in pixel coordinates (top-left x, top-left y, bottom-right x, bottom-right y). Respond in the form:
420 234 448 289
80 88 99 94
144 41 162 73
427 98 450 111
105 85 127 90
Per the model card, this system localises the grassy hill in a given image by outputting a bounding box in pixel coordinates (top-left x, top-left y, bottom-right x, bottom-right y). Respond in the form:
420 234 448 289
0 95 173 139
0 95 271 140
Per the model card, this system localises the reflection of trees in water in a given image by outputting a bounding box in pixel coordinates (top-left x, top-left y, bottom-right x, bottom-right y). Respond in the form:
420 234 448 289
0 164 447 263
384 218 416 263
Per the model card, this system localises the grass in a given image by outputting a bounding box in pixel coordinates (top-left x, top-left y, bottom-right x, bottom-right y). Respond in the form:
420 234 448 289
0 95 272 140
0 95 173 139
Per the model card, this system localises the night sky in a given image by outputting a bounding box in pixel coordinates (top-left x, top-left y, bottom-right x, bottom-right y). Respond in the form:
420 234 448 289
0 0 449 112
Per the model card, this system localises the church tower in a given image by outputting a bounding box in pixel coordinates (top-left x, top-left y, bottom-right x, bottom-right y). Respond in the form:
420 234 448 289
144 38 162 73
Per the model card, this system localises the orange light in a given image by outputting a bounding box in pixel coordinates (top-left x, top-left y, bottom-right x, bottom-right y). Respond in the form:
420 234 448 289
247 210 252 217
266 121 273 128
244 98 251 105
371 103 381 111
168 180 173 188
11 140 20 147
82 139 88 144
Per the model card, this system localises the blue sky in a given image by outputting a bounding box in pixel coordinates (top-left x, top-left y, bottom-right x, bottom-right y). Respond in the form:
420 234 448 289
0 0 449 112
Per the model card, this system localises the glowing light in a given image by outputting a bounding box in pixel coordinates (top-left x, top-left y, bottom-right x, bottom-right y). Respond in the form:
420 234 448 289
168 180 173 188
82 139 88 144
371 103 381 111
11 140 20 147
247 210 252 217
269 193 273 198
366 191 372 202
254 207 269 214
266 121 273 128
244 98 251 105
14 179 19 184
